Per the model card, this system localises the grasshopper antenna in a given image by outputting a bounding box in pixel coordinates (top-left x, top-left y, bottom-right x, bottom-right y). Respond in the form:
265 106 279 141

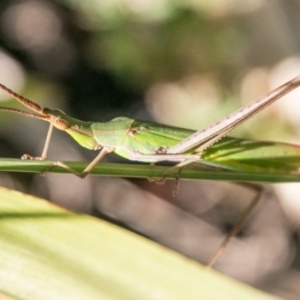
0 83 55 160
0 107 50 122
0 83 44 115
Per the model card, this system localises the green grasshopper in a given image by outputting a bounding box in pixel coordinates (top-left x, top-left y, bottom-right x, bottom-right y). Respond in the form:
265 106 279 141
1 74 300 267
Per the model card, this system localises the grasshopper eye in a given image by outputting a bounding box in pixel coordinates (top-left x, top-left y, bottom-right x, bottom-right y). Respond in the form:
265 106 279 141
54 118 70 130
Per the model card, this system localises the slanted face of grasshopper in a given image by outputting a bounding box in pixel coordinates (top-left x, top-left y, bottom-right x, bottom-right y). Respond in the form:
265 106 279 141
1 75 300 268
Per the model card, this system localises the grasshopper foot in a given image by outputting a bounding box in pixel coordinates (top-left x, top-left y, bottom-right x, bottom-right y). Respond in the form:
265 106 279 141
148 177 166 184
40 163 58 176
172 167 183 196
21 154 45 160
148 166 183 196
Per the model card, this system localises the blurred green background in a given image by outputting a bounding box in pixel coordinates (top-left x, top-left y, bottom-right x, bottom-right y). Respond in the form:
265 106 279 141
0 0 300 298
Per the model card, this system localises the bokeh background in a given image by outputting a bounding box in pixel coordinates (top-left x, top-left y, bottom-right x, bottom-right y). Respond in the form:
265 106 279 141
0 0 300 298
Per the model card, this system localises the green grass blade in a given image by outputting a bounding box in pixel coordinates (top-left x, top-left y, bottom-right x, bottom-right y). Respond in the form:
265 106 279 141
0 186 279 300
1 158 300 182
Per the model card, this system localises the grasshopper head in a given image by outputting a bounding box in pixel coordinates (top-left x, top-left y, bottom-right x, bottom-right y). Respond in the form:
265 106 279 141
42 107 97 150
43 108 70 131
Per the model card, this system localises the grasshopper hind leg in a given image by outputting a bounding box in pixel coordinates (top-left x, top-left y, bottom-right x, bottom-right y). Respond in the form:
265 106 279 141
208 182 263 268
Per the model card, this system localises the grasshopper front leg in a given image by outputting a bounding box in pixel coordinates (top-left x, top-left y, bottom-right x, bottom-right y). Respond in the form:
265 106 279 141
22 123 54 160
21 122 115 178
